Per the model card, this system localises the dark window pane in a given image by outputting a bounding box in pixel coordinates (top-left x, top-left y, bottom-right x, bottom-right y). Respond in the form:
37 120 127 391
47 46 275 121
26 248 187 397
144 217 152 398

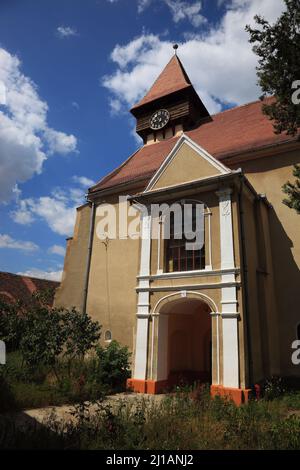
166 203 205 273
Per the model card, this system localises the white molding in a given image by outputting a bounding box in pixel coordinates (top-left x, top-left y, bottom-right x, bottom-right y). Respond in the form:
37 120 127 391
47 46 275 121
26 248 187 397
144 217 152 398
222 317 240 388
216 188 235 271
137 267 240 281
152 290 218 315
150 315 156 380
157 218 161 273
144 134 231 192
152 291 220 386
133 317 149 379
221 313 240 319
216 187 240 388
137 281 241 293
133 209 152 380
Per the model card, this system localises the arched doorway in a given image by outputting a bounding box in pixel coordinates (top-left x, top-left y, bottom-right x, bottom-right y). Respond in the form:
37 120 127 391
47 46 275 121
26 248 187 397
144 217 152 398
155 293 213 388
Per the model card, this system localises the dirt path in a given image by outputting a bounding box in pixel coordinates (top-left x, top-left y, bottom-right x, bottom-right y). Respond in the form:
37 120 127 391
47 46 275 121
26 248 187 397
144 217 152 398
1 393 165 429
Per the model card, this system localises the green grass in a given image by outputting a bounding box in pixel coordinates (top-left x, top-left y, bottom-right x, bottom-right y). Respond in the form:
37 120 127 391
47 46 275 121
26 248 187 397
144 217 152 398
0 351 106 412
1 386 300 450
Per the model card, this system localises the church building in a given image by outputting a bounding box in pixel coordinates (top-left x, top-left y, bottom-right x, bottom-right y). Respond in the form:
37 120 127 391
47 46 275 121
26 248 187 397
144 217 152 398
55 51 300 404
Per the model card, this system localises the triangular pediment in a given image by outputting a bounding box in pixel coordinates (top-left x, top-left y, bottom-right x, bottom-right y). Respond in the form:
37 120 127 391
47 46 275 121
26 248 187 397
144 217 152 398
144 134 231 192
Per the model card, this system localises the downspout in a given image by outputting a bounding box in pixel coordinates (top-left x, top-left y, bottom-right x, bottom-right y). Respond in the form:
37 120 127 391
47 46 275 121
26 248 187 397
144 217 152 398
82 200 96 315
238 175 253 387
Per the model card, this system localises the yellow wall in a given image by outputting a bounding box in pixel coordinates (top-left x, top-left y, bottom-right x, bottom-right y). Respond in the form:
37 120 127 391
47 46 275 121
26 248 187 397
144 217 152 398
86 197 140 350
151 142 222 190
54 204 91 312
234 149 300 376
55 138 300 386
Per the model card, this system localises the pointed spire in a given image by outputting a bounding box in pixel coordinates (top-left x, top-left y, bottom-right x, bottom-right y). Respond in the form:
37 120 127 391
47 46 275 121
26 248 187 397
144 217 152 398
131 52 192 110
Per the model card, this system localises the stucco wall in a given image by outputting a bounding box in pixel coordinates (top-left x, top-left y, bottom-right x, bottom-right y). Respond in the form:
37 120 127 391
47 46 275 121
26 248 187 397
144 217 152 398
151 142 221 190
86 196 141 351
54 204 91 312
235 148 300 377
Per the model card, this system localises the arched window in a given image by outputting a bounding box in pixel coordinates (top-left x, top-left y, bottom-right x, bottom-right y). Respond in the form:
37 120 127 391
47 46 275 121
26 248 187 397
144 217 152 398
164 200 208 273
105 330 112 342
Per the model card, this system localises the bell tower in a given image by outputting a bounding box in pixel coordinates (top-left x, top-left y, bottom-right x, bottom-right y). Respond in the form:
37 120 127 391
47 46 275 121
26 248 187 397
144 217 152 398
130 45 211 145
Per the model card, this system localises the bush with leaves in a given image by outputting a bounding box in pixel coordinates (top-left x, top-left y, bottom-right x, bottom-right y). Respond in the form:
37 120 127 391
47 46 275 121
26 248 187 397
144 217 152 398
246 0 300 136
282 164 300 214
262 376 286 400
63 308 101 360
20 307 101 383
20 307 66 381
96 340 131 391
0 300 27 352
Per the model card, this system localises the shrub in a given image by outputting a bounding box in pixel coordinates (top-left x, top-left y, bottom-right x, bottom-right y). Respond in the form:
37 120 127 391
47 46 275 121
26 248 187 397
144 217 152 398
19 307 101 383
20 307 65 379
96 340 131 391
263 376 286 400
0 300 26 352
63 309 101 361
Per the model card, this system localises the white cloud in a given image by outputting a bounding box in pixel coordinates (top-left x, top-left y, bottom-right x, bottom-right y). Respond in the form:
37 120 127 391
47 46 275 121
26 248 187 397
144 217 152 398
164 1 207 27
18 268 62 282
48 244 66 256
0 234 39 252
44 128 77 155
0 80 6 104
107 0 206 25
0 47 77 203
11 200 35 225
56 26 78 38
11 184 86 237
137 0 152 13
72 175 95 187
103 0 285 117
71 101 80 110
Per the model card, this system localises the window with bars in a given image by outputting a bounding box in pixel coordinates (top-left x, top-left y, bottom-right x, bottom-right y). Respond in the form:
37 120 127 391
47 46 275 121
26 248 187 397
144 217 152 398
165 203 205 272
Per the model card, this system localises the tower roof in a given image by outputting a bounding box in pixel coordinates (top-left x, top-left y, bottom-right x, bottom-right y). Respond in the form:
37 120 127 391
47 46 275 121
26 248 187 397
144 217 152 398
131 55 192 110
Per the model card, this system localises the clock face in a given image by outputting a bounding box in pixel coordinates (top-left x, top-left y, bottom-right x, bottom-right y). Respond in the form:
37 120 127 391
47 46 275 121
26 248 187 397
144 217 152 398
149 109 170 130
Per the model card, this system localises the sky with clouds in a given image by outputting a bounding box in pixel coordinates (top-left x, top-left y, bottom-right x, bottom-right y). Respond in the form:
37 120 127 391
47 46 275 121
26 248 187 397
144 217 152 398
0 0 285 281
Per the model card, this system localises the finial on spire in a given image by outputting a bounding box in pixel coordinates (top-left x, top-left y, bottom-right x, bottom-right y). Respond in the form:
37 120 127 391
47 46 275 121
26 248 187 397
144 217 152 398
173 44 178 55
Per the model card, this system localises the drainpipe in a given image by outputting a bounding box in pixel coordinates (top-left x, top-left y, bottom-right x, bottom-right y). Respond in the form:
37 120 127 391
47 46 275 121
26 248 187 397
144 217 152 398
238 175 253 387
82 200 96 315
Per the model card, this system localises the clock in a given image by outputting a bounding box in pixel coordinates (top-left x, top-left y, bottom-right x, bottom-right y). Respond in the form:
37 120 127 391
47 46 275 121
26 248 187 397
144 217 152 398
149 109 170 130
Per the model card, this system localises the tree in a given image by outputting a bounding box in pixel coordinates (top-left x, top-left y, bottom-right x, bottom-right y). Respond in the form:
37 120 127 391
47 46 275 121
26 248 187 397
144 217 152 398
20 306 101 381
282 164 300 213
246 0 300 136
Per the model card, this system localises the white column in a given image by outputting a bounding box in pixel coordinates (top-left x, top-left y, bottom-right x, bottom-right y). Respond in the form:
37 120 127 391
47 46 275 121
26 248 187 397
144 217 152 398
216 188 239 389
133 210 152 380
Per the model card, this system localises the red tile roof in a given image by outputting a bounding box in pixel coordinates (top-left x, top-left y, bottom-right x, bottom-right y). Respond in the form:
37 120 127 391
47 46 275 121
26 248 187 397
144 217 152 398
0 272 59 306
131 55 192 110
90 98 298 194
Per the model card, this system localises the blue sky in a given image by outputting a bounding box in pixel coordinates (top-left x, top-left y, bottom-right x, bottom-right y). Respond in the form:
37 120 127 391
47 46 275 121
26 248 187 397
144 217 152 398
0 0 285 280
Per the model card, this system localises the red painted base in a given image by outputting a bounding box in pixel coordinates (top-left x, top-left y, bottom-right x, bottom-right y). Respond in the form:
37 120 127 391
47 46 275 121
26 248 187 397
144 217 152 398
210 385 252 405
127 379 169 394
127 379 252 405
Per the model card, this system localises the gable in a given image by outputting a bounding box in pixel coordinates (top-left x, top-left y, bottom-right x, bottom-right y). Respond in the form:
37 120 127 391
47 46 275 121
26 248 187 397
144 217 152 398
146 135 231 192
